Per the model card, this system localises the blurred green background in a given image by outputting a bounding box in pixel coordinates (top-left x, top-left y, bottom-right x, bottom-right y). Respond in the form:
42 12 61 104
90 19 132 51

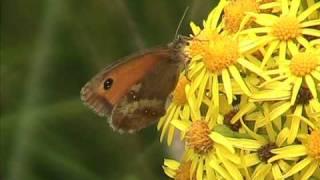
1 0 216 179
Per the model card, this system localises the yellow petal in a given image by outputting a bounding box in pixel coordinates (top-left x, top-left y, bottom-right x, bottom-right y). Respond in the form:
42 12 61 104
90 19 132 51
190 22 201 35
298 2 320 22
171 119 190 132
271 164 283 180
231 102 256 123
228 65 251 96
282 157 313 178
207 0 227 29
212 74 220 106
289 0 301 16
216 147 243 180
311 70 320 81
196 157 204 180
305 75 318 99
297 36 310 49
287 105 303 144
237 58 270 80
269 145 307 162
300 19 320 27
287 40 299 55
269 101 291 121
252 164 272 180
261 40 279 68
210 159 233 180
196 72 209 109
276 128 289 147
302 28 320 37
158 104 174 129
291 77 302 105
281 0 289 14
222 69 233 104
209 132 235 153
259 2 280 10
242 153 260 167
248 12 278 26
279 41 287 67
164 159 180 170
226 138 263 150
300 161 319 180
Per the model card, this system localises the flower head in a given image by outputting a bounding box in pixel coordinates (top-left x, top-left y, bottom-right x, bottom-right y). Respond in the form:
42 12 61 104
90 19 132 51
269 129 320 179
186 120 213 154
159 0 320 179
240 0 320 67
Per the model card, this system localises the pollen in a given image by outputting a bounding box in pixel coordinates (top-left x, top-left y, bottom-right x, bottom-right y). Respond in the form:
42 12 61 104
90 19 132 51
186 120 213 154
172 76 190 105
272 16 301 41
290 52 319 77
175 161 193 180
202 35 240 73
187 39 206 58
224 0 259 33
186 31 218 58
257 143 277 163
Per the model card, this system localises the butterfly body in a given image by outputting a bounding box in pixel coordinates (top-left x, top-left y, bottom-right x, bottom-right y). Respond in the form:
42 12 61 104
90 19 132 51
81 37 188 133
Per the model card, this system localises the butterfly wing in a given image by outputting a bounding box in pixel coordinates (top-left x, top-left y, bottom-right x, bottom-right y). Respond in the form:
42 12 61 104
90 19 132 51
81 48 182 132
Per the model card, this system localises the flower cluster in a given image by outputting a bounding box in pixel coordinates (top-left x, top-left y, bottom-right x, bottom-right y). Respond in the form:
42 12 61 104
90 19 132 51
158 0 320 179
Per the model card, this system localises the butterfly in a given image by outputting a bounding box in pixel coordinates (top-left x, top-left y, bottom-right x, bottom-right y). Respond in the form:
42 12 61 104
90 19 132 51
80 36 189 133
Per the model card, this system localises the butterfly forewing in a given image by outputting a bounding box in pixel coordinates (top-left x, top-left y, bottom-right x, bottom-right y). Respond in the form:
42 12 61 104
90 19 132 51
80 48 182 132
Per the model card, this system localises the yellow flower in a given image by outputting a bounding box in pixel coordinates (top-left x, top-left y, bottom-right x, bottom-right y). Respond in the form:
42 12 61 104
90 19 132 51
157 76 191 145
171 117 246 180
185 1 270 110
269 129 320 179
281 48 320 106
240 0 320 68
157 0 319 179
250 47 320 143
232 126 294 179
251 83 319 143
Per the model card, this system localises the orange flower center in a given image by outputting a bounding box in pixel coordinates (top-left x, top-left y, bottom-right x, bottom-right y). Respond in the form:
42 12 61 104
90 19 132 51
290 52 319 77
224 0 259 33
186 121 213 154
308 130 320 160
272 16 301 41
172 76 190 105
186 30 218 58
202 35 240 73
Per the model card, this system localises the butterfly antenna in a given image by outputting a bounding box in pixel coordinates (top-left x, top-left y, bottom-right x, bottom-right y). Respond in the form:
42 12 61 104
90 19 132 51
174 6 190 39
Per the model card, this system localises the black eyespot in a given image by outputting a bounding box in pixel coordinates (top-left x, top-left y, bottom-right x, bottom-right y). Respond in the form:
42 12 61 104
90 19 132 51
103 78 113 90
